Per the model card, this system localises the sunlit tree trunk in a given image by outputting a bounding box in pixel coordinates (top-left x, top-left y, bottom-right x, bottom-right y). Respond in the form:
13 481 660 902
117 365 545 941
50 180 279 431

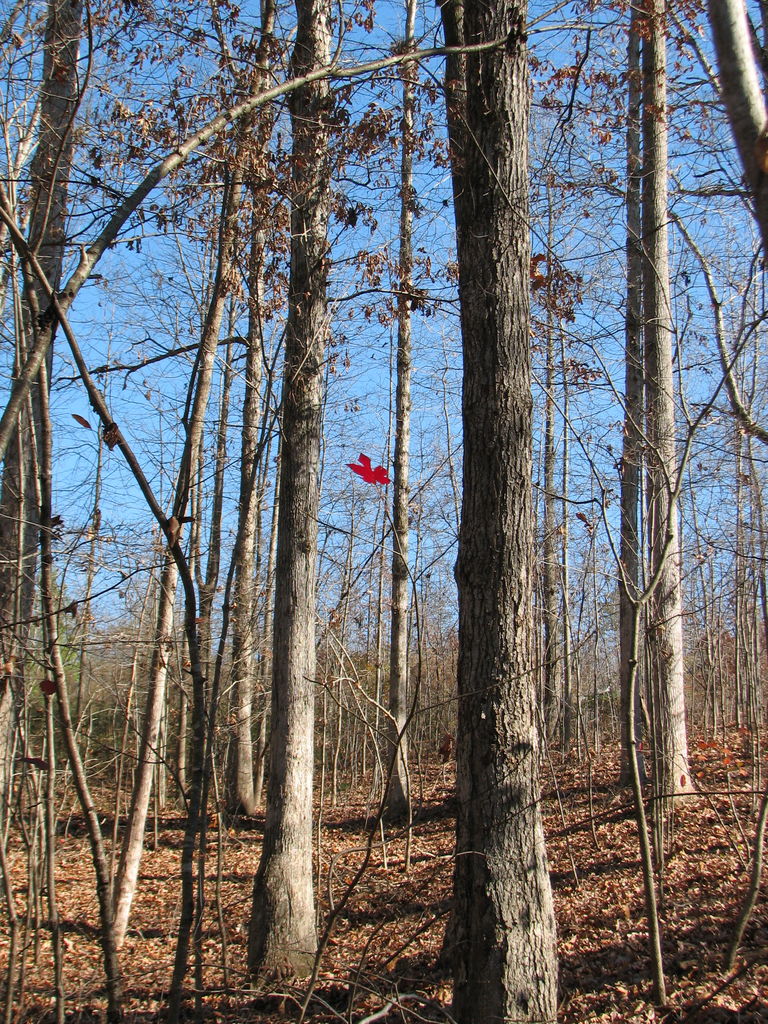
541 192 560 740
248 0 332 976
228 267 263 816
112 169 241 948
385 0 417 822
641 0 693 805
227 1 276 819
0 0 83 827
560 330 573 754
444 0 559 1018
708 0 768 255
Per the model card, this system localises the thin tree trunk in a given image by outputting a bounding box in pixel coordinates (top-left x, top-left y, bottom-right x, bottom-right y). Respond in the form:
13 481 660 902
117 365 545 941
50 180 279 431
228 217 269 815
248 0 332 977
620 1 646 787
0 0 83 828
541 194 560 740
560 330 574 755
112 556 178 945
37 361 123 1021
708 0 768 255
385 0 416 822
113 168 241 948
642 0 693 810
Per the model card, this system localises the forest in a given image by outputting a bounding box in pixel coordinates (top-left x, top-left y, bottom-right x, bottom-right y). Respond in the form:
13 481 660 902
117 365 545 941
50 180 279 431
1 0 767 1021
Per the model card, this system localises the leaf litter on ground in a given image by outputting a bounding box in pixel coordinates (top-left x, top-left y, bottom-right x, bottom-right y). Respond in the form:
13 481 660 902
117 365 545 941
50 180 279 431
0 737 766 1023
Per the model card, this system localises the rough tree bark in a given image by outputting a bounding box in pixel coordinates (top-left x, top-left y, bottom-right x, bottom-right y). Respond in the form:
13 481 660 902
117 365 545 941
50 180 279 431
227 231 265 817
0 0 83 826
708 0 768 255
444 0 559 1019
247 0 332 977
641 0 693 806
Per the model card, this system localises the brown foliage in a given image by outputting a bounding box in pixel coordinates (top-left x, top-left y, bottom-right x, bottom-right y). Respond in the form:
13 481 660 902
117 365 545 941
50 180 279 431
1 741 767 1022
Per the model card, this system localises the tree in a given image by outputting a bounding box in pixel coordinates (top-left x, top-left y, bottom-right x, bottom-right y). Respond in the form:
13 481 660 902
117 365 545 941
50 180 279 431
619 0 646 787
708 0 768 255
112 161 242 948
385 0 417 822
0 0 84 827
641 0 693 807
248 0 333 978
442 0 558 1018
226 7 278 817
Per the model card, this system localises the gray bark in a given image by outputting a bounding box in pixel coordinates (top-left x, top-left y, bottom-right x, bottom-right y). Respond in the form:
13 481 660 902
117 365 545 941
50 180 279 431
619 2 646 787
228 272 263 816
385 0 417 823
541 198 559 739
708 0 768 255
641 0 693 805
112 168 241 947
0 0 83 827
248 0 332 977
112 557 177 946
446 0 558 1019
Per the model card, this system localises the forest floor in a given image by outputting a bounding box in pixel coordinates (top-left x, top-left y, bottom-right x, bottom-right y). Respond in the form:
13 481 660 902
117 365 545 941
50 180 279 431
1 737 767 1023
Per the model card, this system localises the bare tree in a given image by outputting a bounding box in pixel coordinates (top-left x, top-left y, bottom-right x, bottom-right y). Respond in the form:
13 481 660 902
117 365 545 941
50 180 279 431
442 0 558 1018
111 166 242 948
385 0 417 822
641 0 693 807
248 0 333 977
0 0 83 827
708 0 768 254
619 0 646 787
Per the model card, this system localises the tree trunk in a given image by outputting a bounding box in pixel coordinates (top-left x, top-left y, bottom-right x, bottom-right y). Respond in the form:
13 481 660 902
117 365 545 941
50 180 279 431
708 0 768 255
228 213 271 816
248 0 332 978
560 329 574 755
385 0 417 823
113 167 241 947
37 360 124 1020
619 1 646 788
445 0 558 1019
541 195 559 740
0 0 83 828
112 556 177 946
641 0 693 807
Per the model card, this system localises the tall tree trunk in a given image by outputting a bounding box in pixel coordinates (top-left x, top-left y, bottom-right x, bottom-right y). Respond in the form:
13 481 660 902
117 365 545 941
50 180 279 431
226 0 276 819
228 211 274 815
444 0 558 1019
37 361 124 1020
385 0 417 822
708 0 768 255
619 2 646 787
541 195 559 740
641 0 693 807
248 0 332 977
0 0 83 827
112 169 241 948
112 556 178 946
228 268 263 817
560 329 574 755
